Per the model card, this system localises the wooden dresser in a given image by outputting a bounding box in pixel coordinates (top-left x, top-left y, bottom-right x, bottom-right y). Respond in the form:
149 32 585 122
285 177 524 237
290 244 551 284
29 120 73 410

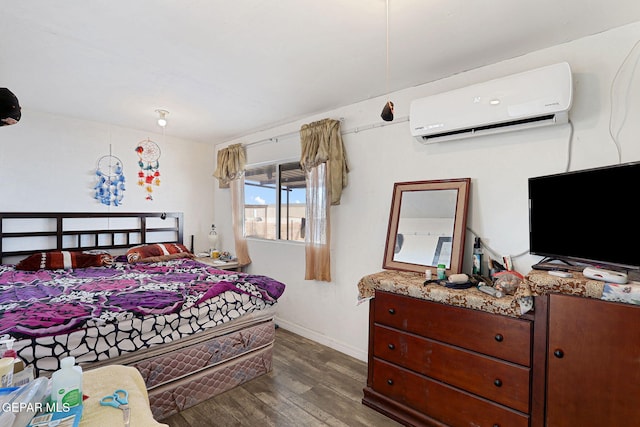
361 271 640 426
543 293 640 426
363 290 534 427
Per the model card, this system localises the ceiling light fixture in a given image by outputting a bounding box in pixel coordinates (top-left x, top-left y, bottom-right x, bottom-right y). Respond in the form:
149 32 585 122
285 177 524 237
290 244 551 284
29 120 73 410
380 0 394 122
155 109 169 127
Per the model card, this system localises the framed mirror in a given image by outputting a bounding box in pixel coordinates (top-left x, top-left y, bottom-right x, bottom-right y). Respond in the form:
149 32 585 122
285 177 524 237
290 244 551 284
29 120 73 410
383 178 470 275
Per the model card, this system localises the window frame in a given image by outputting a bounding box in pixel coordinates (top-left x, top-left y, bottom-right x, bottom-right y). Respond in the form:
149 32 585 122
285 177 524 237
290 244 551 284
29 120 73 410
243 159 306 242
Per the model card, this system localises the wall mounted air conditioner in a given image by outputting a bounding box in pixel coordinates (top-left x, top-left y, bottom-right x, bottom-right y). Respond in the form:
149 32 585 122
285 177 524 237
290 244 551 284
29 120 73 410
410 62 573 143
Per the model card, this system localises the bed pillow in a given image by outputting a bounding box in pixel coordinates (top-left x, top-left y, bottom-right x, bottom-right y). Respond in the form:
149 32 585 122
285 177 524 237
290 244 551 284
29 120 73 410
126 243 193 263
16 251 113 271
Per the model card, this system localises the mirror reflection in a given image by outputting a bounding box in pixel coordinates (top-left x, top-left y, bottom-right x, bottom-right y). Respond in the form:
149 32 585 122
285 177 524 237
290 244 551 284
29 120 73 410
393 189 457 267
383 179 470 275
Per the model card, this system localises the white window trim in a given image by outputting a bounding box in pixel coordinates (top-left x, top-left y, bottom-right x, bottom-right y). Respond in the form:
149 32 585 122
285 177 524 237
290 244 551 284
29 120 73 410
243 157 306 243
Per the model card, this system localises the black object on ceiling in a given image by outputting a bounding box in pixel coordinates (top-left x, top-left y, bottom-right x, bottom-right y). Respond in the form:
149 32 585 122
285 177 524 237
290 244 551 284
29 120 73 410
0 88 21 126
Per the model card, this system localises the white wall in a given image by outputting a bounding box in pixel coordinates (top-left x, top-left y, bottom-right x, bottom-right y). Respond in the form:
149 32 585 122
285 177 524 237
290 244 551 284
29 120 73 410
0 111 216 249
2 22 639 363
215 22 640 361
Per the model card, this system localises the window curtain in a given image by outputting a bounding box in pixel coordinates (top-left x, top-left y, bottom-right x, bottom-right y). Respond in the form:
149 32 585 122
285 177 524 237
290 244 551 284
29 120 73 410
299 118 349 282
213 143 251 266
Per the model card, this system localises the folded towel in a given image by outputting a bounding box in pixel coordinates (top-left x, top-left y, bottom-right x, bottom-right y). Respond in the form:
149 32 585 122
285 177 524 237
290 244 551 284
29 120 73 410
601 282 640 306
82 365 168 427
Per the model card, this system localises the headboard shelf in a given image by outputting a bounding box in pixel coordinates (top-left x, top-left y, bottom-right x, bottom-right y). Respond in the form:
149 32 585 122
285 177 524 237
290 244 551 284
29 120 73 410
0 212 184 263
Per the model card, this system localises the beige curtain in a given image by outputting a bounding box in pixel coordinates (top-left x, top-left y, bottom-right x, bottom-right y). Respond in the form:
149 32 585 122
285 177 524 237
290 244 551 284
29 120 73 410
213 143 246 188
299 119 348 282
300 119 349 205
213 144 251 266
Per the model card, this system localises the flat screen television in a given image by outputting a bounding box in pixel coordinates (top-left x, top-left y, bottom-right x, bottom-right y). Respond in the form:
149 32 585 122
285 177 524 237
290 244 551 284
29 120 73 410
528 161 639 271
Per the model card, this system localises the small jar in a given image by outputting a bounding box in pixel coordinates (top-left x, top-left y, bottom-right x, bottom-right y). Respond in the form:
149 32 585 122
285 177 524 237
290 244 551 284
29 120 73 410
437 264 446 280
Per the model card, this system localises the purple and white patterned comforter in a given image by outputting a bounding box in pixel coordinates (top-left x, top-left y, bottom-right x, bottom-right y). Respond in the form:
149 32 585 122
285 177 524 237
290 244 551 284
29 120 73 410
0 258 285 374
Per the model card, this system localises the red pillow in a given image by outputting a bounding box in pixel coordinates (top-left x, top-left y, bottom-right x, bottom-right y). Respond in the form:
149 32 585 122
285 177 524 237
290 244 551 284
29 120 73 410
16 251 113 271
126 243 193 263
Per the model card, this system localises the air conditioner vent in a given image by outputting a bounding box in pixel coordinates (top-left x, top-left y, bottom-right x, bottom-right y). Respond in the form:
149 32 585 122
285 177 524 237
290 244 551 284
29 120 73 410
410 62 573 143
420 114 558 143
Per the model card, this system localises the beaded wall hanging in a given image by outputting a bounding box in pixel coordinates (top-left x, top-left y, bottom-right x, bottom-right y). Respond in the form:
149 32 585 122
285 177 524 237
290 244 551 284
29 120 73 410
94 154 126 206
135 138 161 201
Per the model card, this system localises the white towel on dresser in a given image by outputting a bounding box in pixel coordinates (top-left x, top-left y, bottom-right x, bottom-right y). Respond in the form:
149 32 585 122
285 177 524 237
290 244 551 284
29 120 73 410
601 282 640 306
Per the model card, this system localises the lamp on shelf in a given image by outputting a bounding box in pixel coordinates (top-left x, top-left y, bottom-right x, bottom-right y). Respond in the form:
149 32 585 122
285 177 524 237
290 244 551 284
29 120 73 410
207 224 220 258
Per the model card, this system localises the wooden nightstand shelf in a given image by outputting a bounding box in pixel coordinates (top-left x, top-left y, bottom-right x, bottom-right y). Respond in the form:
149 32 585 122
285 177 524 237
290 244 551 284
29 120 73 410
195 256 242 272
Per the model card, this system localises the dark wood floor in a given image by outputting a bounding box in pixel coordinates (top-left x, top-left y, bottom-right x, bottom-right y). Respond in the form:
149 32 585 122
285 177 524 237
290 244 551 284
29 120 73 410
161 328 400 427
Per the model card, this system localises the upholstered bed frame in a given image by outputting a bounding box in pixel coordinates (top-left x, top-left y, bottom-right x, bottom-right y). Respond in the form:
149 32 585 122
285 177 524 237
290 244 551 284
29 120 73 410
0 212 276 420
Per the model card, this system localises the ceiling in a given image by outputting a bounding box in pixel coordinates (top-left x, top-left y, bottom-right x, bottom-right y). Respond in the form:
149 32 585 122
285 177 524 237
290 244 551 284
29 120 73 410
3 1 640 144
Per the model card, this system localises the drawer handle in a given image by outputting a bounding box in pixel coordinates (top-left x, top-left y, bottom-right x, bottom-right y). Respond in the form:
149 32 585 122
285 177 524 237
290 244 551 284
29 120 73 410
388 343 395 350
388 308 396 315
493 424 500 427
387 379 394 385
494 333 504 342
554 349 564 358
494 379 503 387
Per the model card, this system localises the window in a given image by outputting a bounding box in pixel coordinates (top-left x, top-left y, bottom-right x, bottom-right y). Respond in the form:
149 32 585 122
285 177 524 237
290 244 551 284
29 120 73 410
244 161 306 242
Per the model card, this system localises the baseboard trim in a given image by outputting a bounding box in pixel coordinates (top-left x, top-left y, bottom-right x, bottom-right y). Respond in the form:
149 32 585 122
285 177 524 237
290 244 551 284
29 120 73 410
274 317 368 362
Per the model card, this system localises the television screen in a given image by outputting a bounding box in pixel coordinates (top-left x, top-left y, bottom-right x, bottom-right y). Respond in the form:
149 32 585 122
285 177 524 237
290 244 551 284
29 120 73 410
528 162 639 270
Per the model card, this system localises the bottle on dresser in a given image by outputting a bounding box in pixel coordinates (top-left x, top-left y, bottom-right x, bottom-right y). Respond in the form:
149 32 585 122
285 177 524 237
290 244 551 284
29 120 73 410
473 237 483 275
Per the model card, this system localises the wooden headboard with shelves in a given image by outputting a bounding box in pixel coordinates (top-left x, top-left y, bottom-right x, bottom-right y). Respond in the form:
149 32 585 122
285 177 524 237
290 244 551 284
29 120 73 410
0 212 184 263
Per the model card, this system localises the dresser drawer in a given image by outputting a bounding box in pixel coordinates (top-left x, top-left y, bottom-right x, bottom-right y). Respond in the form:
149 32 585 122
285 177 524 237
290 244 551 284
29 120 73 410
374 290 532 366
372 358 529 427
373 324 531 413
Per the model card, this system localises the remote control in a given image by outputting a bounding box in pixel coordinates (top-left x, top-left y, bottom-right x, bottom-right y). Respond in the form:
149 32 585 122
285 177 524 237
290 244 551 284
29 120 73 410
548 270 572 278
583 266 628 284
477 284 504 298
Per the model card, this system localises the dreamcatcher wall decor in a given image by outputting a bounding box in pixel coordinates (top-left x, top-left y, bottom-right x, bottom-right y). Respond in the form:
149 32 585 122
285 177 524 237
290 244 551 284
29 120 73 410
135 138 161 201
94 153 126 206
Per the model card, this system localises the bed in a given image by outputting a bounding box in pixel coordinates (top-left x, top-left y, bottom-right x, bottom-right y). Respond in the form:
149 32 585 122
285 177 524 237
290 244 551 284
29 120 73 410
0 212 286 420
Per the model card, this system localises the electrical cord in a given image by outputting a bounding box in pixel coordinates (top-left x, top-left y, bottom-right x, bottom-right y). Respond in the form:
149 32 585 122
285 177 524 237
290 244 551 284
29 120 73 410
465 39 640 270
466 115 573 264
608 37 640 164
564 119 574 172
466 226 529 265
